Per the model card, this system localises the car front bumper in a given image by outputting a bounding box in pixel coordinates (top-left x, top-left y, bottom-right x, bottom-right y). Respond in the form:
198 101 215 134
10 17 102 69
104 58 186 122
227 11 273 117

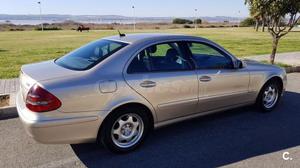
16 92 103 144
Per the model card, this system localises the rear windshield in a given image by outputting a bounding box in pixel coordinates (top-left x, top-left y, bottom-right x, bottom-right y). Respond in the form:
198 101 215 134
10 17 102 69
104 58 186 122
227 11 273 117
55 39 128 70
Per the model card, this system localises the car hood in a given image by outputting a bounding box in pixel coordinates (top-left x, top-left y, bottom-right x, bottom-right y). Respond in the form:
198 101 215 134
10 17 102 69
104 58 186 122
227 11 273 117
21 60 80 82
243 59 282 71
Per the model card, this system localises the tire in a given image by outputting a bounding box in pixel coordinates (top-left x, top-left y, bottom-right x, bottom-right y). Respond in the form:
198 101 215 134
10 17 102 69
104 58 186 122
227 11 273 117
98 106 150 153
256 80 282 112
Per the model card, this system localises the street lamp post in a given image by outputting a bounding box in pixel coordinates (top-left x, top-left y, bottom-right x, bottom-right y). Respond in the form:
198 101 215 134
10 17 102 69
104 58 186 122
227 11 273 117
194 9 198 30
132 5 136 32
38 1 44 31
238 10 241 28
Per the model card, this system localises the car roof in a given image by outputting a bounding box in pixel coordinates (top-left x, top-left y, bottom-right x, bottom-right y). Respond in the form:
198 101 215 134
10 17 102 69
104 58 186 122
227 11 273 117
103 33 209 44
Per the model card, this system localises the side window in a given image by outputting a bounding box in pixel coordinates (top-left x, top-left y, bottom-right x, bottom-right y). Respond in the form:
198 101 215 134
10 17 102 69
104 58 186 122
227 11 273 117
188 42 233 69
127 50 151 74
127 42 192 73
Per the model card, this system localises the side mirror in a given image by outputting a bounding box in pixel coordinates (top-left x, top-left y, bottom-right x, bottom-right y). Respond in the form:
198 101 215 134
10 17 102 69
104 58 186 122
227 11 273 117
234 59 246 69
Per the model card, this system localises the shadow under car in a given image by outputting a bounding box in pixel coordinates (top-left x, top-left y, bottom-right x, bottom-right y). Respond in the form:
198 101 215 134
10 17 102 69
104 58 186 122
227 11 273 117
71 91 300 168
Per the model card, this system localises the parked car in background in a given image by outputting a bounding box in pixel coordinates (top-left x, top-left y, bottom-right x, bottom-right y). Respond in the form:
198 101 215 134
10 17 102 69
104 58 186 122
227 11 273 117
17 33 287 153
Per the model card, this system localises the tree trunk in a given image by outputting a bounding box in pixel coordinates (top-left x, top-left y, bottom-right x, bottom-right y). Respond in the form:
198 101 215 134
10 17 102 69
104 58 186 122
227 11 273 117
270 37 279 64
262 20 265 32
255 19 259 32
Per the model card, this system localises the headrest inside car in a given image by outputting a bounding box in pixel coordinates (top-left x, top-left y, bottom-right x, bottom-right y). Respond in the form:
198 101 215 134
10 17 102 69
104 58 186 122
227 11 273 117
147 45 157 53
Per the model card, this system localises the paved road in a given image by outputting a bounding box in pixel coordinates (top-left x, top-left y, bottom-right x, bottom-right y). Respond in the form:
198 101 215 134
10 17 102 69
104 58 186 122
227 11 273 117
1 73 300 168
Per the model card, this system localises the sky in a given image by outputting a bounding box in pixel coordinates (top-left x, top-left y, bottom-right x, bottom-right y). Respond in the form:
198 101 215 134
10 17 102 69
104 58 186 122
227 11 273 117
1 0 249 17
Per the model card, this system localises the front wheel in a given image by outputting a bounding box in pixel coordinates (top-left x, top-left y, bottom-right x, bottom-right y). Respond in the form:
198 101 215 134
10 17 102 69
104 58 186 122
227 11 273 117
99 107 150 153
256 80 282 112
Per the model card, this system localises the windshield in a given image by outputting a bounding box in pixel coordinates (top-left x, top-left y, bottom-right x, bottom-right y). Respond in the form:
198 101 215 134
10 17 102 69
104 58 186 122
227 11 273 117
55 39 128 70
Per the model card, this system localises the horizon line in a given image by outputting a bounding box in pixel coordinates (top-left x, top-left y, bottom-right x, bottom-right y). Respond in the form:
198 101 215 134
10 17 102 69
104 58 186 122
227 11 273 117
0 13 247 18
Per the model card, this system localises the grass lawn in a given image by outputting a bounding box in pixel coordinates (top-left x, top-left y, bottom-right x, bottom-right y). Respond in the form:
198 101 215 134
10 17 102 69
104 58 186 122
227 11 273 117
0 27 300 79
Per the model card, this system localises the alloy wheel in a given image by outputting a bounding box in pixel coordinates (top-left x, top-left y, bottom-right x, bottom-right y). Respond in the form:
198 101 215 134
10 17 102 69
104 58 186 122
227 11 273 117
111 113 144 148
263 85 279 109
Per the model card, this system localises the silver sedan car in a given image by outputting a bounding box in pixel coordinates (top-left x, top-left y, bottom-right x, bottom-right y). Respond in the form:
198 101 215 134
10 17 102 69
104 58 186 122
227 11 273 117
17 33 287 153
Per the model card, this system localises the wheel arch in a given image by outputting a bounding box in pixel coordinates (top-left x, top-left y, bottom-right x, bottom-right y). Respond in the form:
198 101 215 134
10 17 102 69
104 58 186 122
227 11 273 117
98 102 156 138
112 102 155 128
257 75 284 100
264 76 283 92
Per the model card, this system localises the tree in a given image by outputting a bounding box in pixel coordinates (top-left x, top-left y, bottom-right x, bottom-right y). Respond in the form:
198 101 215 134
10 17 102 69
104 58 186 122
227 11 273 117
248 4 261 31
246 0 270 32
195 19 202 24
172 18 193 24
245 0 300 64
240 17 256 27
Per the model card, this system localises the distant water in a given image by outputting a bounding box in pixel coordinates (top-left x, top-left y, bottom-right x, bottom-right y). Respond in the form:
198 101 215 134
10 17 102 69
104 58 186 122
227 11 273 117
0 19 171 25
0 20 61 25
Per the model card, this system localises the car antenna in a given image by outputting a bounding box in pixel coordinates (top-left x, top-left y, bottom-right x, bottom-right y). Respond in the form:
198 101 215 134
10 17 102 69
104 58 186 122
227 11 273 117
118 30 126 37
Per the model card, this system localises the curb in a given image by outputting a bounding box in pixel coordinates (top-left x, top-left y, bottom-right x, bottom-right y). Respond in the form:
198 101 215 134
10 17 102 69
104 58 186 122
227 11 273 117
0 106 18 120
285 66 300 73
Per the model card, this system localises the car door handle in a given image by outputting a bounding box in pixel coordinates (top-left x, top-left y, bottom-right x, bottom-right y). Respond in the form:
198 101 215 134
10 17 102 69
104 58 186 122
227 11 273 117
199 76 212 82
140 81 156 88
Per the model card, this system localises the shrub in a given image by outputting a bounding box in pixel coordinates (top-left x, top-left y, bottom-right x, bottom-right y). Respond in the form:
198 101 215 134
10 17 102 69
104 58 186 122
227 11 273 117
183 25 192 28
173 18 193 24
208 25 216 28
240 17 256 27
195 19 202 24
35 27 62 31
9 28 25 31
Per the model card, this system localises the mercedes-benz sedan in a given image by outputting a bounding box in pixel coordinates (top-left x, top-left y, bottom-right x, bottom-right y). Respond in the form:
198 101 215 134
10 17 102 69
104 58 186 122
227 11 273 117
17 33 287 153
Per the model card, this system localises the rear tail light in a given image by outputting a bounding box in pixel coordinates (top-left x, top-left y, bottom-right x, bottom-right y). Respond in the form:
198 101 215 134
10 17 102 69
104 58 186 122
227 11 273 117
26 84 61 112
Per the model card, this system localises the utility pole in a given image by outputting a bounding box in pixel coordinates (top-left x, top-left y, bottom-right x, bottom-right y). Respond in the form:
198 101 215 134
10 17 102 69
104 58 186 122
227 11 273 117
194 9 198 30
238 10 241 28
132 5 136 31
38 1 44 31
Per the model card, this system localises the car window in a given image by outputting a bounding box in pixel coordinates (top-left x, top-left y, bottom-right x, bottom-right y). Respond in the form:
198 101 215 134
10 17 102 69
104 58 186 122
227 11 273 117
188 42 233 69
127 42 192 74
55 39 127 70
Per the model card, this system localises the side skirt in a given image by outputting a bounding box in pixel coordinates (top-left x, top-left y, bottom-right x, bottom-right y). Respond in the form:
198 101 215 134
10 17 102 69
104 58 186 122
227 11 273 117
154 101 255 129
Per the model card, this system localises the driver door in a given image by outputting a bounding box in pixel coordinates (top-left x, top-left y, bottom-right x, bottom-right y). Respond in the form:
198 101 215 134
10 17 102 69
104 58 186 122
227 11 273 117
185 41 250 112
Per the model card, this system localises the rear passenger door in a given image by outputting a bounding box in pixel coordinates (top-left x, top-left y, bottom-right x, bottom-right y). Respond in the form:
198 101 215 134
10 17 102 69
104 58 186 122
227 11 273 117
124 42 199 122
185 41 250 112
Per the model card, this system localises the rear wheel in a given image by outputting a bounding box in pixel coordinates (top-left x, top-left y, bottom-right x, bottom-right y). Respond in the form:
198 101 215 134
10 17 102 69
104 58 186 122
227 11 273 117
99 107 150 153
256 80 282 112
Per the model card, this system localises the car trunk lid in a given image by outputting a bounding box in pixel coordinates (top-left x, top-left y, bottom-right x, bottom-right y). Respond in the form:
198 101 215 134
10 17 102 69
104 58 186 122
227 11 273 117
21 60 79 81
19 60 80 101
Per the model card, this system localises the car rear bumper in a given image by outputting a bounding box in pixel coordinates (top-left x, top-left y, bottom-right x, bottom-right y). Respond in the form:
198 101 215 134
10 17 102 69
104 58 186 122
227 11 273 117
16 92 103 144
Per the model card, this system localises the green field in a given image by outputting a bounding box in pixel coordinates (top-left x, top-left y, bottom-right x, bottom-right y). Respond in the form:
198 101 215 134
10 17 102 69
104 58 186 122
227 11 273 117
1 27 300 79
